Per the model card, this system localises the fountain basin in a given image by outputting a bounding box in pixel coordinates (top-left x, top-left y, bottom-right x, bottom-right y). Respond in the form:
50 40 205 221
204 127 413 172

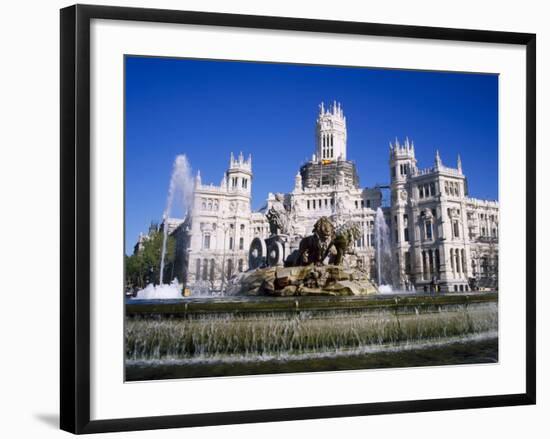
126 291 497 316
125 293 498 380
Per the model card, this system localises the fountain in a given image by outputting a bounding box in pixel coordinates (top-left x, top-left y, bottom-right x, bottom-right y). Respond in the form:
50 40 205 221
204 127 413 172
375 207 394 293
159 155 193 285
130 155 193 300
126 202 499 380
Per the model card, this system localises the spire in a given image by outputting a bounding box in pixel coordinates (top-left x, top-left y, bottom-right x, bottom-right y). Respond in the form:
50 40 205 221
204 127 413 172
195 170 202 186
294 171 302 191
435 150 442 168
457 154 462 173
319 101 325 114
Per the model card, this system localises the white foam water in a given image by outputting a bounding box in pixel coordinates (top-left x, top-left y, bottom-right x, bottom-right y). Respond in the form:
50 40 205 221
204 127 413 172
133 279 183 300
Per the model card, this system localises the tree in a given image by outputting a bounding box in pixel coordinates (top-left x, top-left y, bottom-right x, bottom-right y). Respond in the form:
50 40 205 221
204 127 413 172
125 230 177 288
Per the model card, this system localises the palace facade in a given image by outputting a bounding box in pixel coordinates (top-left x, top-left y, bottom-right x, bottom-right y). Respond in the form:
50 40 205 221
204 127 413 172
152 102 498 293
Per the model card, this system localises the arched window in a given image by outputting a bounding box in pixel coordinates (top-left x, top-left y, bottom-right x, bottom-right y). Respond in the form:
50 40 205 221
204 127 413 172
209 259 215 281
229 237 234 250
450 249 455 272
203 234 210 249
202 259 208 280
239 237 244 250
461 249 467 273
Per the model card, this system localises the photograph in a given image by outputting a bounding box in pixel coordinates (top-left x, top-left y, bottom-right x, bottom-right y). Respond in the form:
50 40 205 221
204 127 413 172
124 56 500 381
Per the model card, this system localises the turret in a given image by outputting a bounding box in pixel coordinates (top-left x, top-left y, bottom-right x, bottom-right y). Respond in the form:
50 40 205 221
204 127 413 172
225 151 252 194
315 101 347 162
389 137 417 183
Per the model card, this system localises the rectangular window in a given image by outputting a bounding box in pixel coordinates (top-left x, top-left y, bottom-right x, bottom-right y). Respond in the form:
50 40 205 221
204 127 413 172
307 200 310 209
426 221 432 240
239 237 244 250
419 186 424 198
404 227 409 242
229 237 234 250
430 182 436 196
203 234 210 249
366 200 371 208
355 200 358 209
453 221 460 238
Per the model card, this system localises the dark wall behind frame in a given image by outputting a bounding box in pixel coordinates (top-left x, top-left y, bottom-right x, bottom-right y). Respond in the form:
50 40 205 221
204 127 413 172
60 4 536 434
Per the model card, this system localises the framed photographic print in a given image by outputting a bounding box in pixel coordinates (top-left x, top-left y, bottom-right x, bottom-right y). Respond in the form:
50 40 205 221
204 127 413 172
60 4 536 434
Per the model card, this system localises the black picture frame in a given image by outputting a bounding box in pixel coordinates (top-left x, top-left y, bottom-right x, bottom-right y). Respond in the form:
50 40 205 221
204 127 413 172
60 4 536 434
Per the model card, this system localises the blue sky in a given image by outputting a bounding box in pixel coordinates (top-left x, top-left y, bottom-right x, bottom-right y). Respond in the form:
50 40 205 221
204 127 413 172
125 56 498 255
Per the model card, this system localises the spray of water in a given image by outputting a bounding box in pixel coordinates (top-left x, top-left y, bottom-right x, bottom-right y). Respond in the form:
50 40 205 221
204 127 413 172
133 279 183 300
375 207 393 292
159 155 194 285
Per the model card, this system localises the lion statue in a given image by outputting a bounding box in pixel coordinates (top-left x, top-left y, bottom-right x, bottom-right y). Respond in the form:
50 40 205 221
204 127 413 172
329 221 362 265
295 217 336 266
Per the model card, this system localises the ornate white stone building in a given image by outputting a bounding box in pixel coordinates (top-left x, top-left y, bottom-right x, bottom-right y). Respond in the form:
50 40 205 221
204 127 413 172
168 102 498 292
